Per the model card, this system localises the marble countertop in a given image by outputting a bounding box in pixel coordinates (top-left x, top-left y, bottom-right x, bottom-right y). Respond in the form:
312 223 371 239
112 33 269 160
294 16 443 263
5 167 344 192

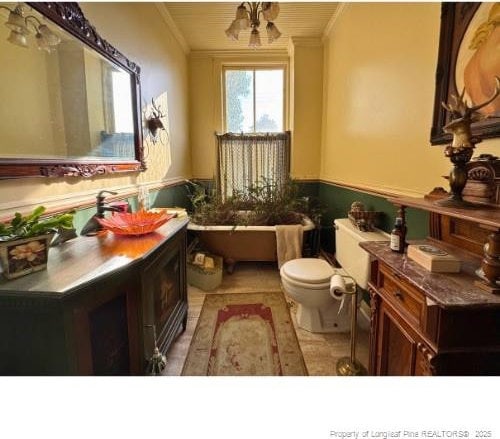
0 217 189 299
360 240 500 309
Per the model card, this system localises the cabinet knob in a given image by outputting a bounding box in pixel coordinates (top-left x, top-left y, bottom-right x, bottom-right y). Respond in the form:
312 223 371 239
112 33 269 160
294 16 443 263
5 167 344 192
394 290 404 300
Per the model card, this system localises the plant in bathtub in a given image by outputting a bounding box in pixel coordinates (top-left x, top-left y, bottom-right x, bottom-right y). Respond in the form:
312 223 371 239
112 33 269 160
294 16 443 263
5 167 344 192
0 206 74 279
188 178 322 226
186 178 323 271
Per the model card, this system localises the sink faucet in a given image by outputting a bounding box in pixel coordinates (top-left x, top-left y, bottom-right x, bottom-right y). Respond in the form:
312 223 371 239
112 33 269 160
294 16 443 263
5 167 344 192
81 190 122 236
96 190 122 218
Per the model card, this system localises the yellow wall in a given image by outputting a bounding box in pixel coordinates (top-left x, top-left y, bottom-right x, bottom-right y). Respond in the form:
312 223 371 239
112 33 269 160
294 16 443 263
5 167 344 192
321 2 500 197
289 38 323 180
0 2 190 216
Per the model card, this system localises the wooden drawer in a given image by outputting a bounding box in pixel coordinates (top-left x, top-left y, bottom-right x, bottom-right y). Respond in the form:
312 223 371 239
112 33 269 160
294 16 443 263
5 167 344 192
378 263 426 329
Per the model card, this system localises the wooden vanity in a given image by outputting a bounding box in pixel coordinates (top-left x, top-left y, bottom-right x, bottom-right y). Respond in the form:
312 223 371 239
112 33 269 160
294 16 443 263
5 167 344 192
0 217 188 375
362 197 500 375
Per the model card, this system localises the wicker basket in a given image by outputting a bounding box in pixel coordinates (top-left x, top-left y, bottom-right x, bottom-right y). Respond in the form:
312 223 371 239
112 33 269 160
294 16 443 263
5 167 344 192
187 254 223 291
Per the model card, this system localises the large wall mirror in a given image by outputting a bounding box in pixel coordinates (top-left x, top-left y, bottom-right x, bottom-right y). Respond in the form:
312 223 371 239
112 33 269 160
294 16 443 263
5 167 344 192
0 2 145 179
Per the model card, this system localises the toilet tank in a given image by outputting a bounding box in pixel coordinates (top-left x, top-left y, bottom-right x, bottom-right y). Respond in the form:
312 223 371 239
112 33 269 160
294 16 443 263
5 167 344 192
334 218 390 289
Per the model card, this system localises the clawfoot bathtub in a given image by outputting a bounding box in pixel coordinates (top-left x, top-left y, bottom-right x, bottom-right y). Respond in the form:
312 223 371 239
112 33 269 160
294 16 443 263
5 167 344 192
187 217 315 273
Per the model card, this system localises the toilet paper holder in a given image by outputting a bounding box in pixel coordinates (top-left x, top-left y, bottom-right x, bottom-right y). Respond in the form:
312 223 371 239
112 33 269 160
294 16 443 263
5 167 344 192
333 274 367 376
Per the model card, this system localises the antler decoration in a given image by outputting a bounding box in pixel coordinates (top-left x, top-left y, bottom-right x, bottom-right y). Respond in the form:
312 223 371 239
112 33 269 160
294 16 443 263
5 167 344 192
435 76 500 208
442 76 500 149
146 98 166 142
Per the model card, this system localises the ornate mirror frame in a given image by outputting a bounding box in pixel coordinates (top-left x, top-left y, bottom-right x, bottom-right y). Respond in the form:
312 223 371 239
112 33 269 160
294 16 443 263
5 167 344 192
0 2 145 179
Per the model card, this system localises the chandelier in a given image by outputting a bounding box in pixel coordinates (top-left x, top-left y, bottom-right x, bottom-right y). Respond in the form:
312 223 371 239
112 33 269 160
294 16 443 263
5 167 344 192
225 2 281 48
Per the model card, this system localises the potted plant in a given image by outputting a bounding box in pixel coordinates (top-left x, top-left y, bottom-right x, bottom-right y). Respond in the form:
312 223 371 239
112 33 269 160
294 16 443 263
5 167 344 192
0 206 74 280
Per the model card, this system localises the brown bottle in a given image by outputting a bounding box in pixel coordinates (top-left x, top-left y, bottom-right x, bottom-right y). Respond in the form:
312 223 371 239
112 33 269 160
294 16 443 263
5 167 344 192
390 217 405 253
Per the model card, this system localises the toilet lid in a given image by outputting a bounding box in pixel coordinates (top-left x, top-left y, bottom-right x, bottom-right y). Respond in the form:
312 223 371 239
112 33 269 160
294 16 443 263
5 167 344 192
282 258 334 284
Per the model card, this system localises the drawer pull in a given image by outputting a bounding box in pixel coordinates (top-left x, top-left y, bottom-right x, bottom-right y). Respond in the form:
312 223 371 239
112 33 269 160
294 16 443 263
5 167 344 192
394 290 404 300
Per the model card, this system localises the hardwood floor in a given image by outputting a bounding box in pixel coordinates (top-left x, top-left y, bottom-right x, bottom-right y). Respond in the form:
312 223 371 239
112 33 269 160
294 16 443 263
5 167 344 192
164 261 369 376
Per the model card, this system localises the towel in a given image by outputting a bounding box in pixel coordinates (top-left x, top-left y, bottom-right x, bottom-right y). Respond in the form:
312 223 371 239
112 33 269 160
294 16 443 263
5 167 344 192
276 224 304 268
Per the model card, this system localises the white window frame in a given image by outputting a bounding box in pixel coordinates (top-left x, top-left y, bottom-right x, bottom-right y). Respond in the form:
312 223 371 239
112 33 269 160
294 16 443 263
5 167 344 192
222 64 288 134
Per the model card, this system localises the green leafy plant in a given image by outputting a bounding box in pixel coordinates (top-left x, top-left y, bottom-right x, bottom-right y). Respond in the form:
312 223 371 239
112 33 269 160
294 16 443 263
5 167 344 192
187 178 324 227
0 206 74 241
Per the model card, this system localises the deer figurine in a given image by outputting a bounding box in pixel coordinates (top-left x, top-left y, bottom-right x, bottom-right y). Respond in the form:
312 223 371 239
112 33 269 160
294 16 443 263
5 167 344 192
442 76 500 149
146 98 166 141
437 76 500 207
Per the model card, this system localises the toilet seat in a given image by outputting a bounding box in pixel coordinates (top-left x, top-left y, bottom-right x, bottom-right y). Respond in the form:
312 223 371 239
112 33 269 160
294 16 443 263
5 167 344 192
280 258 347 291
281 272 331 290
281 258 334 284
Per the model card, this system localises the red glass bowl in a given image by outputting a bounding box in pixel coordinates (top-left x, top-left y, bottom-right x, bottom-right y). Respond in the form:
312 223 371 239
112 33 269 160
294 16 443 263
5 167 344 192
96 210 175 235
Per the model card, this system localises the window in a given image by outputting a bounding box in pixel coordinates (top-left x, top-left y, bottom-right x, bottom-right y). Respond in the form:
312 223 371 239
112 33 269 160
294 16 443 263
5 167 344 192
224 67 285 133
219 66 288 200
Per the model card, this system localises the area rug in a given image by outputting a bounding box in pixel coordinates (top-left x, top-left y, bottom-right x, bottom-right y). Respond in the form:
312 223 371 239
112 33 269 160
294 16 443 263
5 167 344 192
181 292 308 376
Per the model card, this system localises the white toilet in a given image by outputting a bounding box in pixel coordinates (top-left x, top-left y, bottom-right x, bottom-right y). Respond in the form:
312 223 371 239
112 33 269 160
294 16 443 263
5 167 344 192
280 218 389 333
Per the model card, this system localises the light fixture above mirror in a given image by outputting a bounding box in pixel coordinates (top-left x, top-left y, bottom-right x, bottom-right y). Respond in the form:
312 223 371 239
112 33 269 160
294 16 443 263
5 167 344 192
0 2 60 51
225 2 281 48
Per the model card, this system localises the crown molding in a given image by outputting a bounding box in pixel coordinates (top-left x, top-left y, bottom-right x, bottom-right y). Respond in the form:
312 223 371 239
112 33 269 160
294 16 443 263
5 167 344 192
289 36 323 48
154 2 190 55
189 49 289 59
323 2 350 42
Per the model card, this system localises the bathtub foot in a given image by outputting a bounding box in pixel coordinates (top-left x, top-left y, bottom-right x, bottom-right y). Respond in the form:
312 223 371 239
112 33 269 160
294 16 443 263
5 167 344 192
225 258 236 274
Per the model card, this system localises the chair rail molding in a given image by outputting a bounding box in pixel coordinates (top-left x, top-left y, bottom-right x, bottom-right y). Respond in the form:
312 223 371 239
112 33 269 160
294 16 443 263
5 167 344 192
0 177 189 221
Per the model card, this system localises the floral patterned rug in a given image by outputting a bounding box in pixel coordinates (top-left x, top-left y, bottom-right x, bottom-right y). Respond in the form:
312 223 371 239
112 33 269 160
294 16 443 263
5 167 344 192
181 292 308 376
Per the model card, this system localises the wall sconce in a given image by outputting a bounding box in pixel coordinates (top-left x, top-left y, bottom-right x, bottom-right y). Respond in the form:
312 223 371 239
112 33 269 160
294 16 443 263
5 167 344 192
145 98 167 145
0 3 60 51
25 14 61 52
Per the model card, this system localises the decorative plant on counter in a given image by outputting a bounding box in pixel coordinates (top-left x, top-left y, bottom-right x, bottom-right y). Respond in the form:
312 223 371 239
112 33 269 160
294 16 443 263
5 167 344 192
0 206 74 280
187 178 323 227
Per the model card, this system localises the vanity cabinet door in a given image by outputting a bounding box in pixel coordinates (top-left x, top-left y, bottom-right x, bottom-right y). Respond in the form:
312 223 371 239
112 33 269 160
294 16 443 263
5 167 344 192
376 300 417 375
141 228 187 364
70 273 141 376
375 297 434 376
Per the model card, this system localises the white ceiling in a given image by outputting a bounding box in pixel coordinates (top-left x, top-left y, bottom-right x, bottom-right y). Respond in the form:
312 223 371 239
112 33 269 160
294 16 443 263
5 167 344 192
163 2 340 52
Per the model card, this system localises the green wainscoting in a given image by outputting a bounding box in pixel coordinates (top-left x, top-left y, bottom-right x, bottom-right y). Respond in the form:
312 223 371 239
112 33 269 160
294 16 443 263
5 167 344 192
151 182 190 210
81 180 431 256
316 182 429 252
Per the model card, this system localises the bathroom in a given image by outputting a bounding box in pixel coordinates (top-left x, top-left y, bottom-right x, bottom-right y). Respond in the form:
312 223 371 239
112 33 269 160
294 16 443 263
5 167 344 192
0 0 499 435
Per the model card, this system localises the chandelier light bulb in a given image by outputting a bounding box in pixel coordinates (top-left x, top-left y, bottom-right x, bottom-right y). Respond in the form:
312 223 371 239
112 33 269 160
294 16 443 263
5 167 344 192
235 4 250 30
262 2 280 21
249 28 261 48
225 21 240 41
266 22 281 43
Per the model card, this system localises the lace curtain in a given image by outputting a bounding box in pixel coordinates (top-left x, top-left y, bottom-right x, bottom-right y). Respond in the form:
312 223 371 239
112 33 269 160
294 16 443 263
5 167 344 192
216 131 291 200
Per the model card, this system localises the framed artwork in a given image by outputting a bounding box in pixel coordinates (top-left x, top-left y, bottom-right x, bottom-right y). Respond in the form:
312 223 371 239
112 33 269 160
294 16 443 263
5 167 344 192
431 2 500 145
